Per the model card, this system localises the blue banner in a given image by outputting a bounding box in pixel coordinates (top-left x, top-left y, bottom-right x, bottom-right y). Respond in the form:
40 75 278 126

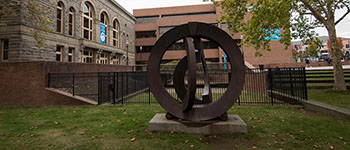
100 23 106 44
263 28 281 41
223 53 227 70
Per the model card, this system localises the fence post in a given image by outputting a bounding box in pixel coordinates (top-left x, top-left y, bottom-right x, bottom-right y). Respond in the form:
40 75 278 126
149 86 151 105
303 67 308 100
289 68 294 96
268 68 274 106
72 73 75 96
47 73 51 88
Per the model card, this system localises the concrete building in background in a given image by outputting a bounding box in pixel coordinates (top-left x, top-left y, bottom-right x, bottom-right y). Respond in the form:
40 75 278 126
0 0 136 65
133 4 293 66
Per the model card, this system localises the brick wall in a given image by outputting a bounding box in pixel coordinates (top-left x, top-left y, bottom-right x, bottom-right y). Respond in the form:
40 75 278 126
0 61 133 106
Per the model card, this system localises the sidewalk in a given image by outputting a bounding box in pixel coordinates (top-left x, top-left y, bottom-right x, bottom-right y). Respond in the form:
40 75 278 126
306 65 350 70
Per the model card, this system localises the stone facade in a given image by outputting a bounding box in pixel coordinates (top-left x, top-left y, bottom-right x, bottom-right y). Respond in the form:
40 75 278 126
0 0 136 65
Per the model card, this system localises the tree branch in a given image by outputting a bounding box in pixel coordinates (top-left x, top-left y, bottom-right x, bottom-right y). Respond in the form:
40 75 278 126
315 0 329 18
300 0 328 25
335 2 350 25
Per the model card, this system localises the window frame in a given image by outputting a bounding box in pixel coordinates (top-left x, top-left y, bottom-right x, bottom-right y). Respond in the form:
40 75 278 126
1 40 9 61
112 19 120 48
82 2 93 40
82 50 93 63
57 2 64 33
68 7 75 36
68 47 75 62
56 45 64 62
99 53 108 64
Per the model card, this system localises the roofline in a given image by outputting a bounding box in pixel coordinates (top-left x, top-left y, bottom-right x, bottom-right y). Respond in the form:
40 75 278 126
109 0 136 21
133 3 214 11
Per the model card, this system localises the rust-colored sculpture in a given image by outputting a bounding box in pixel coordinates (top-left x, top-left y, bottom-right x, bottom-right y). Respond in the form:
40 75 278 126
148 22 245 126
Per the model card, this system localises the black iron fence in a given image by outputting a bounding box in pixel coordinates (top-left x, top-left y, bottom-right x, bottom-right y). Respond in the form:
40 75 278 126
268 68 308 104
48 68 307 105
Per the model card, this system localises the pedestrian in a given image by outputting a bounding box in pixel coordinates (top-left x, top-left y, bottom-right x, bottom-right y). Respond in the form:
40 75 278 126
345 51 349 61
306 59 311 67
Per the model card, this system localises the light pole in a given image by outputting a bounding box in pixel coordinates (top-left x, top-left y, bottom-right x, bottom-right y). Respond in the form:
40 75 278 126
126 39 129 65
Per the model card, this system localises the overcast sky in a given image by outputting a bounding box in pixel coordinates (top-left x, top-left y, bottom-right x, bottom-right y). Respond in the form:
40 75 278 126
116 0 350 39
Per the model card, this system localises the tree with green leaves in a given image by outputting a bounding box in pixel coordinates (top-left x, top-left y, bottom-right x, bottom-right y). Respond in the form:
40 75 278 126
307 39 323 58
207 0 349 91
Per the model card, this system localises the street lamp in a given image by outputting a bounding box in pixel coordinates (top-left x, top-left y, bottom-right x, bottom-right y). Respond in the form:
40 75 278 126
126 39 129 65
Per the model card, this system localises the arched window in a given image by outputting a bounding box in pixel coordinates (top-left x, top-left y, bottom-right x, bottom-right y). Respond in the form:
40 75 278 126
113 19 120 47
82 2 93 40
100 12 109 45
56 2 64 33
68 7 75 36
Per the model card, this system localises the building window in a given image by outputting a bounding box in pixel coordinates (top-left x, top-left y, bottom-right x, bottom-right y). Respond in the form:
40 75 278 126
346 44 349 48
68 47 74 62
56 45 64 62
56 2 64 33
68 7 75 36
113 19 120 47
136 46 153 53
136 31 156 38
82 50 93 63
100 12 109 45
99 53 108 64
82 2 93 40
135 15 159 24
1 39 9 61
112 55 120 64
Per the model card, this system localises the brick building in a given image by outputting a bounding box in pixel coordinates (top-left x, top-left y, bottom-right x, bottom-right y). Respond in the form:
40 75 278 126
134 4 293 66
0 0 135 65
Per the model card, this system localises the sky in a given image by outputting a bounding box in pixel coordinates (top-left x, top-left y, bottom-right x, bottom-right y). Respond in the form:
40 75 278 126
116 0 350 39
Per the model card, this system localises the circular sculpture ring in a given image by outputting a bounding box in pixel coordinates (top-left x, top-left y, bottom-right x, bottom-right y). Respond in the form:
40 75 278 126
148 22 245 122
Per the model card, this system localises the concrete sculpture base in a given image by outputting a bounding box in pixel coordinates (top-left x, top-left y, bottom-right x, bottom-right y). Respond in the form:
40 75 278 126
149 113 247 134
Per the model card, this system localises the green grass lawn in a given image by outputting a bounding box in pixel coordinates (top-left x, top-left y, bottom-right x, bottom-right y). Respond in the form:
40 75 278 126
308 89 350 110
1 105 349 150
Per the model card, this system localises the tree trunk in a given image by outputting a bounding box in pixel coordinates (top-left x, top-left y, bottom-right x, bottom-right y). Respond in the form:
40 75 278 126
327 24 347 91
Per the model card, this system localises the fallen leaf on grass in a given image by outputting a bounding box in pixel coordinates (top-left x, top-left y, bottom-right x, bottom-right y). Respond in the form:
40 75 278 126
190 145 194 148
79 132 84 135
252 146 257 149
313 145 319 148
131 137 136 142
339 137 344 140
330 146 334 149
53 121 59 125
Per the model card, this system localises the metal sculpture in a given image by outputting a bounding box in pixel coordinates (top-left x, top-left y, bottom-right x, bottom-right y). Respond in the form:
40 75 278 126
148 22 245 125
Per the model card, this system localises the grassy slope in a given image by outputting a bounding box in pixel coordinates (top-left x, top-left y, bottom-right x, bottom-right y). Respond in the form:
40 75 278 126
0 105 349 150
308 89 350 110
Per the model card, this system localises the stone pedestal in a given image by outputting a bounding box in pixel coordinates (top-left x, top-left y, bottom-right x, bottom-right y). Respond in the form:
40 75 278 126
148 113 247 134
